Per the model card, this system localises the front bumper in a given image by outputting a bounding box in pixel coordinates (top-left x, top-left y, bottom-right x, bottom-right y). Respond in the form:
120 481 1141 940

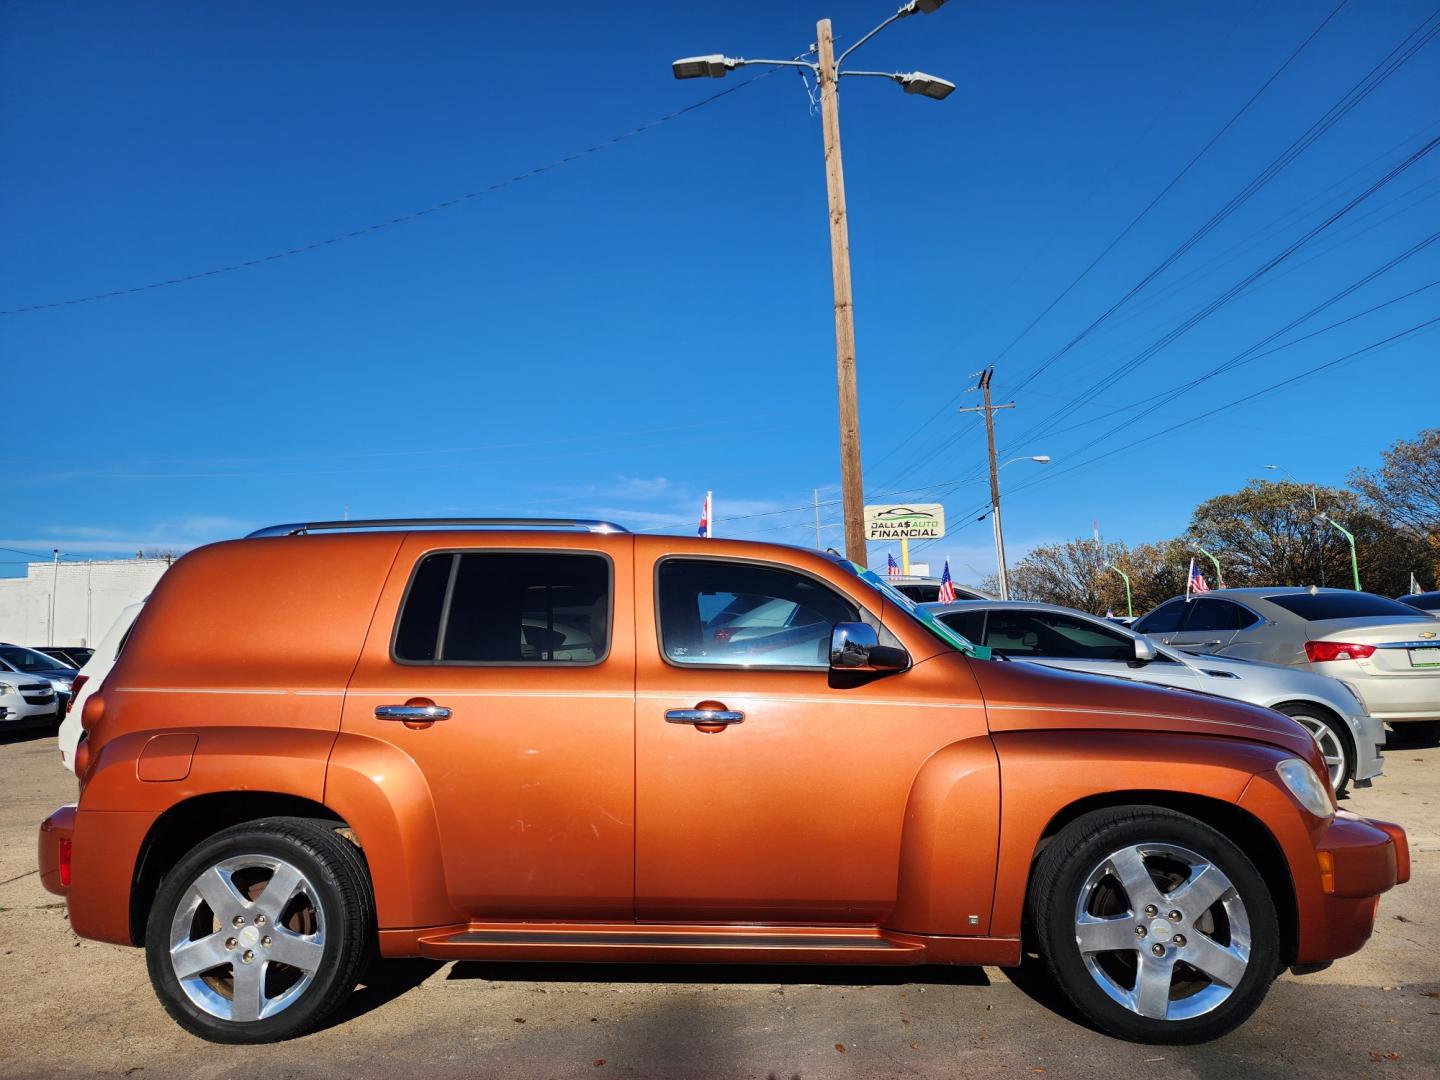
1239 773 1409 965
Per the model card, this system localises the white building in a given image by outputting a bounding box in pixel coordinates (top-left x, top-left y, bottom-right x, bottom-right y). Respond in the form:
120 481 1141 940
0 558 172 648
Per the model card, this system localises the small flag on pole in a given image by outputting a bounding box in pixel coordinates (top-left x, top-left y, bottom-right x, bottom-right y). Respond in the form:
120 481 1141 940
937 559 956 603
1189 559 1211 594
1106 607 1115 619
697 491 712 538
887 553 900 577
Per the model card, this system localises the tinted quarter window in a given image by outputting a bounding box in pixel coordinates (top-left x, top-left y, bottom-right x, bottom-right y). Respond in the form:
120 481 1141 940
659 559 859 668
1263 592 1428 621
394 553 454 661
1184 599 1255 633
1134 599 1186 635
394 552 610 664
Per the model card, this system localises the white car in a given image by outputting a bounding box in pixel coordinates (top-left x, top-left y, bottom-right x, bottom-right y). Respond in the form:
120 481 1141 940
0 675 58 730
58 601 143 773
925 599 1384 795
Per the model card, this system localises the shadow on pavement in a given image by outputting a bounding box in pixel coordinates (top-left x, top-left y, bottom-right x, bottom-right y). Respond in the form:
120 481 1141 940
0 726 56 746
322 958 446 1030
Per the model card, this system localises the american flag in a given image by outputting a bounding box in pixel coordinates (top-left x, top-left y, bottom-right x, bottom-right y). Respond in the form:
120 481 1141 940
1189 558 1211 594
887 553 900 577
937 559 956 603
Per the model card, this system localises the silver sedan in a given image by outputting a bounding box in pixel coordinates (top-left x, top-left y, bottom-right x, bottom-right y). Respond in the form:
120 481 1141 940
923 599 1384 795
1133 588 1440 744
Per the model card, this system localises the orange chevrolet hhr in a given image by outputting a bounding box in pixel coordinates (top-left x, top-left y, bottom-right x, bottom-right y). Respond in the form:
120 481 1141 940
39 519 1408 1044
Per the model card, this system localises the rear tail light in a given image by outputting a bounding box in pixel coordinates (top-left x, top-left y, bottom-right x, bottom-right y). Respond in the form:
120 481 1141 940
58 837 72 888
1305 641 1376 663
66 675 89 714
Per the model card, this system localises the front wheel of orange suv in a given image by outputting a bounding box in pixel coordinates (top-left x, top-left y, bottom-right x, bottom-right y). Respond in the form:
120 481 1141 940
144 817 375 1043
1029 806 1280 1044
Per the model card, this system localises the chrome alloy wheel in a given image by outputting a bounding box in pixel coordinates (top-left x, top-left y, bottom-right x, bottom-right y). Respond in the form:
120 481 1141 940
1291 713 1346 791
168 854 327 1022
1073 843 1250 1022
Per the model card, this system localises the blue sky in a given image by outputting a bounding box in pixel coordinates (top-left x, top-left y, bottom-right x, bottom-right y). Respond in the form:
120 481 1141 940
2 0 1437 584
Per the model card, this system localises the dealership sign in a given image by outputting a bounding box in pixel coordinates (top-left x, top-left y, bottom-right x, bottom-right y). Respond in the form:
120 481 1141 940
863 503 946 541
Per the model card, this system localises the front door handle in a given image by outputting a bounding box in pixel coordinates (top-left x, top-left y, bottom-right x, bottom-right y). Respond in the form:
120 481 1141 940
375 698 451 729
666 700 744 733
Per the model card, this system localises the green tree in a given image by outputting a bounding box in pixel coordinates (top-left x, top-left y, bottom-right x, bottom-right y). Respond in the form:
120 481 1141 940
1188 481 1430 596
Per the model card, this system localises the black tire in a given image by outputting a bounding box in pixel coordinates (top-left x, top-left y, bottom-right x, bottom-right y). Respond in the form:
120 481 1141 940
1029 806 1279 1044
145 817 375 1043
1275 702 1354 796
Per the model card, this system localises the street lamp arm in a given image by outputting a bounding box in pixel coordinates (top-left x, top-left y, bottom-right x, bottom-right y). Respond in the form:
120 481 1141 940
838 69 905 79
733 57 819 72
835 10 907 68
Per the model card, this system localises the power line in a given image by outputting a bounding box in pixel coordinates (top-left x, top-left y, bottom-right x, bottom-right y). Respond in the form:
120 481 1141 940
864 3 1339 490
1 73 774 317
1001 3 1440 399
1007 132 1440 450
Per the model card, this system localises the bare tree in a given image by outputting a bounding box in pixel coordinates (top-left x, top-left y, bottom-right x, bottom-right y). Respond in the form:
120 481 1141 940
1350 427 1440 581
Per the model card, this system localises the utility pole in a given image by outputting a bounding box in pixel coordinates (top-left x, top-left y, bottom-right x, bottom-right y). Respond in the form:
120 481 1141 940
49 549 60 646
960 368 1016 599
815 18 867 566
670 2 957 568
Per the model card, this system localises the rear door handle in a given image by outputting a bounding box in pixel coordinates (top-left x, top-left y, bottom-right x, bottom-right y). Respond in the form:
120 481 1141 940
666 700 744 733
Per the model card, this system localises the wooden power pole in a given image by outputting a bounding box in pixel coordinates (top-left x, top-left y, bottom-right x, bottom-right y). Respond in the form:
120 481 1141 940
816 18 867 566
959 368 1016 598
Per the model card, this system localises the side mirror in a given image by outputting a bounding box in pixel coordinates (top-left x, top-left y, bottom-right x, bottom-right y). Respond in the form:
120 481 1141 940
830 622 907 673
1132 637 1157 663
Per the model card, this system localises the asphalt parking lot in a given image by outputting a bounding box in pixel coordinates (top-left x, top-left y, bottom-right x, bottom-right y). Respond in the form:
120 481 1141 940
1 728 1436 1080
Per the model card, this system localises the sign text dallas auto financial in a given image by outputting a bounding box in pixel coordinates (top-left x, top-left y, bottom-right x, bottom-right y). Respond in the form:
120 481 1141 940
863 504 946 541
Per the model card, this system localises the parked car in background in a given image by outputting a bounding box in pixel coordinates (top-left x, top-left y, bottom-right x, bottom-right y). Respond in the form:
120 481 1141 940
0 643 77 719
888 574 994 604
925 600 1383 794
29 646 95 669
1397 591 1440 615
58 601 145 773
1134 589 1440 743
38 518 1408 1044
0 673 58 729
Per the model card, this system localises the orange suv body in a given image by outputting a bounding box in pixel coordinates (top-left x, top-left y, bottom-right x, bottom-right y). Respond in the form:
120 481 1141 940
39 520 1407 1044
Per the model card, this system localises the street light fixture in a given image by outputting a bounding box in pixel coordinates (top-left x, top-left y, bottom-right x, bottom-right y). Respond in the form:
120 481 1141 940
1315 512 1362 591
989 454 1050 599
672 0 957 566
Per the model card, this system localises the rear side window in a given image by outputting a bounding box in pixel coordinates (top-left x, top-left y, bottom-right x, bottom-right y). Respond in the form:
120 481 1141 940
1263 592 1427 622
658 559 859 668
394 552 611 664
1184 599 1259 633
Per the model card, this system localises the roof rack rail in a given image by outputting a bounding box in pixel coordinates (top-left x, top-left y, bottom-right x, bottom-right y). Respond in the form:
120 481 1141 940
245 518 629 539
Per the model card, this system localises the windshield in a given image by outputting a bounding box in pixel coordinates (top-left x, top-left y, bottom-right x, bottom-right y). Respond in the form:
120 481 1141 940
0 644 68 673
850 565 991 660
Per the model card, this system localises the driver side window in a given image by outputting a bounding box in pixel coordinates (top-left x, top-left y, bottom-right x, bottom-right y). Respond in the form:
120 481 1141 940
657 559 860 669
1134 599 1186 635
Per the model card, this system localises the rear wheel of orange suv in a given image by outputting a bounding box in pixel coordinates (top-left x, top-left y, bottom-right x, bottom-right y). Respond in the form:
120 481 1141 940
144 818 375 1043
1030 806 1280 1044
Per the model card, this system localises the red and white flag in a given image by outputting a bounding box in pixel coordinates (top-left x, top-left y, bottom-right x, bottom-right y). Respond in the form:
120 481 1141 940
697 491 712 538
